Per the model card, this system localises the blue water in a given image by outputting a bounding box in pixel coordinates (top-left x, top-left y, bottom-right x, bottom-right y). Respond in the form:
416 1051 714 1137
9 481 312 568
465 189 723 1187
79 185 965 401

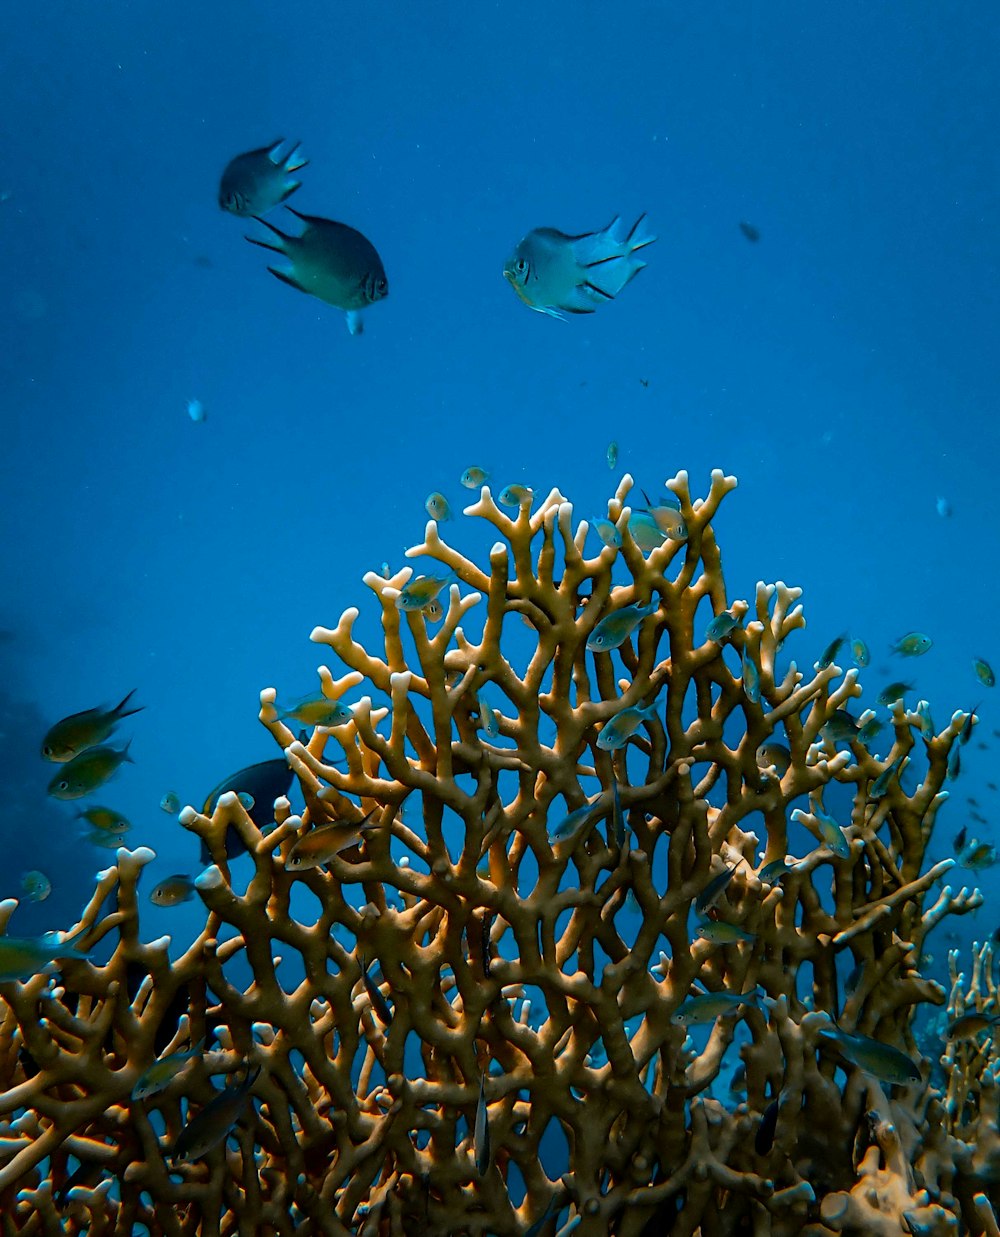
1 3 997 965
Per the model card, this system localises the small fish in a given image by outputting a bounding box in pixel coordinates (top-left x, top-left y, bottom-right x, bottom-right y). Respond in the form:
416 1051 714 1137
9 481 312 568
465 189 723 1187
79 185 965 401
817 635 846 670
954 826 968 852
742 655 761 704
396 572 454 612
41 689 143 762
695 921 755 945
503 215 656 319
958 838 996 871
359 954 392 1027
611 779 628 848
857 717 884 745
587 601 657 652
820 1028 920 1084
870 758 902 800
754 1098 779 1154
219 139 306 216
877 681 913 707
477 691 501 739
84 829 127 850
170 1064 261 1162
891 632 933 657
132 1038 206 1101
850 636 870 668
973 658 996 688
914 700 935 740
673 990 759 1025
474 1073 491 1176
793 806 850 859
76 805 130 833
460 466 489 489
729 1063 747 1093
150 875 196 907
48 742 133 800
946 1012 1000 1042
756 743 791 777
20 871 51 902
380 562 391 579
591 517 622 549
596 700 658 751
606 441 619 469
739 221 760 243
425 492 452 521
160 792 181 815
286 809 382 870
247 208 388 335
236 792 255 810
758 858 793 884
822 710 859 743
0 929 91 982
695 858 745 917
947 744 961 782
187 398 207 423
959 707 978 746
548 799 600 845
705 610 741 644
935 496 952 518
422 598 444 623
644 501 688 542
276 694 354 728
498 484 533 508
627 510 667 551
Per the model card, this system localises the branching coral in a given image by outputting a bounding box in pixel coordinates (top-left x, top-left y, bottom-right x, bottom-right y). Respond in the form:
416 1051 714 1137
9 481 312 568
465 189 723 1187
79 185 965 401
0 471 990 1235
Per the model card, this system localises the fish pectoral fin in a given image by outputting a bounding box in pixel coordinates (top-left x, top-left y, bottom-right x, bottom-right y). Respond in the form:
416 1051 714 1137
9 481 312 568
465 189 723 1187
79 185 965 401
531 304 567 321
278 180 303 205
268 267 309 294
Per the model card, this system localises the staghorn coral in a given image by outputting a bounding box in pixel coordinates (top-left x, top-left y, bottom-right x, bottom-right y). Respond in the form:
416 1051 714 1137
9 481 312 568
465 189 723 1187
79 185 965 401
0 470 992 1235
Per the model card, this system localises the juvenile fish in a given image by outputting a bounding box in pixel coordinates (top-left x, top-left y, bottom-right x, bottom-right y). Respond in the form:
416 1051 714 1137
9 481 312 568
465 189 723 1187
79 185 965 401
877 681 914 707
973 657 996 688
758 858 793 883
132 1038 206 1100
587 600 657 652
946 1012 1000 1041
48 742 133 799
41 689 142 762
596 700 658 751
276 694 354 728
817 634 846 669
820 1028 920 1084
20 871 51 902
150 875 196 907
591 517 622 549
425 492 452 521
857 717 884 745
756 743 791 777
477 691 501 739
160 792 181 815
548 799 600 845
76 805 130 833
286 809 382 870
498 484 533 508
219 139 306 216
674 990 759 1025
695 921 755 945
822 710 860 743
850 636 870 668
705 610 742 644
891 632 933 657
460 466 489 489
396 572 454 611
742 654 761 704
170 1064 261 1162
359 954 392 1027
870 758 902 800
627 510 667 551
793 806 850 859
0 929 91 983
606 441 618 469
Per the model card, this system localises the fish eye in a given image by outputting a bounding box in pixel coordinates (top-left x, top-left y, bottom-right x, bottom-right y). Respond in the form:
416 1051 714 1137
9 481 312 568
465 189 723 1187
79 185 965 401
377 278 387 292
516 258 527 273
58 781 69 791
42 745 52 756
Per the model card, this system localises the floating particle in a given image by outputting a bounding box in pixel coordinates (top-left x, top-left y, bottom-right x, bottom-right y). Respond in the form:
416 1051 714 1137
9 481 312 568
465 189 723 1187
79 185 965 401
187 398 207 423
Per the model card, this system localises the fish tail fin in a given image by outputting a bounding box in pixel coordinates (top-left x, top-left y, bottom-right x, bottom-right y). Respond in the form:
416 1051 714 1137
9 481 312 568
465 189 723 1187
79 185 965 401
282 143 308 173
625 212 657 254
113 688 143 721
266 137 287 162
574 213 655 299
122 738 135 764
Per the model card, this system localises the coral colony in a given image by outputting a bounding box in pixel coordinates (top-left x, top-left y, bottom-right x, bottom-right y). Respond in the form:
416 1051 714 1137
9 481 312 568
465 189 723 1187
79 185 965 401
1 471 996 1235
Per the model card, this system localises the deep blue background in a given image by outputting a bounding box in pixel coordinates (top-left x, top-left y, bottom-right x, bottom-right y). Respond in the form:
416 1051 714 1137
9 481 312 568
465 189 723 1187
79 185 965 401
1 3 997 963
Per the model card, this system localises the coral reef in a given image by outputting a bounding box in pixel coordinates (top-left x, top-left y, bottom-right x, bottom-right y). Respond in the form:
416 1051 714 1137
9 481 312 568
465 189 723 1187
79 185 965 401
0 471 993 1235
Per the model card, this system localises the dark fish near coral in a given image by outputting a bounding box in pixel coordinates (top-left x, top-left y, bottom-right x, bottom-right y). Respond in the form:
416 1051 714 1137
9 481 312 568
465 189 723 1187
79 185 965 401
48 741 133 799
587 601 657 652
132 1038 205 1100
247 208 388 335
0 929 91 982
946 1011 1000 1041
695 858 745 917
41 689 142 761
219 138 307 216
755 1098 779 1154
820 1028 920 1084
170 1064 261 1162
705 610 742 644
503 215 656 319
817 634 846 670
878 681 913 707
359 954 392 1027
200 759 294 863
756 743 791 777
149 875 196 907
822 710 859 743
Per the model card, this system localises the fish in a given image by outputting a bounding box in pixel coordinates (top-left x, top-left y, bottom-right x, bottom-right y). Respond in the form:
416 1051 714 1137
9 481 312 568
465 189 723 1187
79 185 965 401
694 859 745 917
606 441 619 469
611 779 628 848
891 632 933 657
132 1038 206 1100
150 875 196 907
591 517 622 549
627 510 668 551
643 501 688 542
820 1028 920 1084
587 601 657 652
877 681 913 707
822 710 860 744
20 871 51 902
754 1098 779 1154
498 484 533 508
850 636 870 668
947 744 961 782
247 208 387 336
673 990 759 1025
218 139 306 216
915 700 935 739
742 655 761 704
467 910 495 978
48 741 133 799
285 809 382 871
870 758 902 800
959 707 978 746
160 792 181 815
276 694 354 728
945 1012 1000 1042
954 826 968 852
548 799 601 845
0 929 92 982
817 635 846 669
187 398 207 423
705 610 742 644
76 805 130 833
422 598 444 623
359 954 393 1027
396 572 454 612
200 759 294 863
596 701 658 751
425 492 452 521
936 496 952 517
958 839 996 871
739 221 760 242
503 215 656 319
170 1064 261 1162
460 466 489 489
474 1073 491 1176
973 658 996 688
477 691 500 739
857 717 884 745
84 829 127 849
695 921 755 945
792 806 850 859
758 858 793 884
756 743 791 777
41 689 142 762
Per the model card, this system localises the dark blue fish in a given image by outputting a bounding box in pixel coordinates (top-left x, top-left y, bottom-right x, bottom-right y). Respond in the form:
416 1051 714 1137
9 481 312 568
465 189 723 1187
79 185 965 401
200 759 293 862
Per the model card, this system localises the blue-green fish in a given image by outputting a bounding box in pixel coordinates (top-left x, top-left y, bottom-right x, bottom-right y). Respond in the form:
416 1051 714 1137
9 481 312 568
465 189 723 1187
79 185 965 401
973 658 996 688
170 1064 261 1162
870 757 902 800
219 139 306 216
705 610 741 644
742 655 761 704
606 441 619 469
915 700 935 739
41 689 142 762
477 691 500 739
247 208 388 335
160 792 180 815
958 838 996 871
857 717 884 745
627 510 666 551
596 700 658 751
673 990 759 1025
850 636 870 668
758 858 793 883
498 484 533 508
132 1038 206 1100
878 681 913 707
276 694 353 728
396 571 455 612
548 799 600 845
425 492 452 521
822 710 859 743
591 517 622 549
695 858 745 917
76 805 130 833
793 806 850 859
756 743 791 777
503 215 656 319
891 632 932 657
460 466 489 489
20 871 51 902
0 929 91 983
587 600 657 652
817 635 846 669
695 921 755 945
359 954 392 1028
48 742 133 800
820 1027 920 1084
